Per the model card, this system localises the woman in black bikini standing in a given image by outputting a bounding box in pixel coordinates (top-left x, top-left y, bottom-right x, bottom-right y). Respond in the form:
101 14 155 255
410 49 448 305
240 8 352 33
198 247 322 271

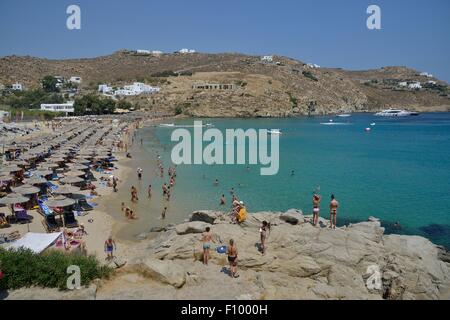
227 239 239 278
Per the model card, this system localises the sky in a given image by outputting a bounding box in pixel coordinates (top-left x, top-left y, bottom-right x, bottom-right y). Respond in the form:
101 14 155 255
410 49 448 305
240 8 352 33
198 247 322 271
0 0 449 82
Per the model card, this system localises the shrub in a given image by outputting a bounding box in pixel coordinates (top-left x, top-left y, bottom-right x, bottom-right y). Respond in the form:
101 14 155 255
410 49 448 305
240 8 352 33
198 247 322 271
174 106 183 115
0 248 112 290
152 70 178 77
302 71 318 81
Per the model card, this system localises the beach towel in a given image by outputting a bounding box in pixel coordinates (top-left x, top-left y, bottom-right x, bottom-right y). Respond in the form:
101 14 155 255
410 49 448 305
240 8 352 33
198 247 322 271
216 245 227 254
237 208 247 223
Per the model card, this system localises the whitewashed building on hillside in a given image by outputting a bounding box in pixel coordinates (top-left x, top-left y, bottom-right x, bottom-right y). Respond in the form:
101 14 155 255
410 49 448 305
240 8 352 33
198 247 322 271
69 76 82 84
98 84 113 93
179 48 196 54
408 82 422 89
41 101 75 113
398 81 408 87
261 55 273 63
12 82 23 91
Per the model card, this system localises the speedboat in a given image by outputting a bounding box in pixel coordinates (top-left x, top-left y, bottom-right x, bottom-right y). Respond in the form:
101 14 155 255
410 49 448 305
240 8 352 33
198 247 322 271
374 109 413 117
337 113 351 117
267 129 282 135
159 123 175 127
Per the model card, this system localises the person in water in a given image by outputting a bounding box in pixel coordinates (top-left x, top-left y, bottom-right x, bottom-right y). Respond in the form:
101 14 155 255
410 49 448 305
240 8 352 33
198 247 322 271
329 194 339 229
214 179 219 186
227 239 239 278
312 193 321 226
200 227 213 265
104 236 116 261
148 184 152 198
259 221 270 255
220 194 226 205
161 207 167 220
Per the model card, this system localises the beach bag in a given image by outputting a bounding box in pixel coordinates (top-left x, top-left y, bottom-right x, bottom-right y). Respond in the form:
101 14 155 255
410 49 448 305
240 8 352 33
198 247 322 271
216 245 227 254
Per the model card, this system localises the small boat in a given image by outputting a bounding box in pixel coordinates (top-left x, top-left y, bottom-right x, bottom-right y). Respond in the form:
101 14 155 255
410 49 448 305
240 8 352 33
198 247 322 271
267 129 282 135
159 123 175 127
374 109 413 117
320 122 350 125
370 123 376 126
337 113 351 117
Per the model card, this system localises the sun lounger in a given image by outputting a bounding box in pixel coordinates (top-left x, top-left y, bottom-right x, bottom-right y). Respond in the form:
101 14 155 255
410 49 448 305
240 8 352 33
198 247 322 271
42 214 59 232
38 200 53 217
15 210 33 223
78 198 94 211
63 211 79 228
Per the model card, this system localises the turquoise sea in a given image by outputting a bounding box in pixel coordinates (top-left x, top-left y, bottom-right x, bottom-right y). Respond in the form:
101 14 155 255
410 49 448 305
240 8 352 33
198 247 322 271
127 113 450 248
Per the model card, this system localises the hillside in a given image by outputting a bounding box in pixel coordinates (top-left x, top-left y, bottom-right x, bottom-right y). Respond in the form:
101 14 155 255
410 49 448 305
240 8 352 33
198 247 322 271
0 51 449 117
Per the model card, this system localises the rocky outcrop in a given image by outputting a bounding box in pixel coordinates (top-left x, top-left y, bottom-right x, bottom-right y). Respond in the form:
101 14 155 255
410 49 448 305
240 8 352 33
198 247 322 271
4 210 450 300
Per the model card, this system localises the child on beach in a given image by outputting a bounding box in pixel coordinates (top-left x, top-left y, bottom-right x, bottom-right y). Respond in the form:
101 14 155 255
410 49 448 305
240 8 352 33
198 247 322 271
104 236 116 261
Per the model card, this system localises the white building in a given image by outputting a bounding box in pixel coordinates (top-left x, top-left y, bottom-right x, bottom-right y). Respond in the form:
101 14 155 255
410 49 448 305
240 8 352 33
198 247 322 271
179 48 196 54
398 81 408 87
152 50 163 56
261 55 273 63
116 82 160 96
12 82 23 91
98 84 113 94
0 110 10 120
69 76 82 84
408 82 422 90
307 63 321 69
40 101 75 113
427 80 437 85
420 72 433 78
137 49 151 54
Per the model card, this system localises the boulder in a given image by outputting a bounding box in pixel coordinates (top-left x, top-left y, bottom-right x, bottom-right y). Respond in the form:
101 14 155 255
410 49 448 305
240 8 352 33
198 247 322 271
279 209 303 225
175 221 211 235
190 210 222 224
131 258 186 288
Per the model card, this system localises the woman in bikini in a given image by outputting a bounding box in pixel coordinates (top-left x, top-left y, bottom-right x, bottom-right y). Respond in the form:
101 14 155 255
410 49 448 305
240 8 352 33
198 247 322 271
329 194 339 229
312 193 321 226
200 227 213 265
227 239 239 278
260 221 270 255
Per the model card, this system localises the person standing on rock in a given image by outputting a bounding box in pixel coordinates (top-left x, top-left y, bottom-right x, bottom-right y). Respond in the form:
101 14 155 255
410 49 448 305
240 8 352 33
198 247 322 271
104 236 116 261
312 193 321 226
227 239 239 278
329 194 339 229
259 221 270 255
201 227 213 265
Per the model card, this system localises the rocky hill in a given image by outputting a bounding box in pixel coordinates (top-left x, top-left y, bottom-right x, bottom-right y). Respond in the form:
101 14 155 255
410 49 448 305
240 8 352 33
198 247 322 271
4 210 450 300
1 51 449 117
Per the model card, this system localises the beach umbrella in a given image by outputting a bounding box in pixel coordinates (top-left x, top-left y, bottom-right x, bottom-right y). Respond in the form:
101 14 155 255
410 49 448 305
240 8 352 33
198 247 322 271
72 159 90 164
53 185 80 195
60 176 84 184
7 160 29 166
0 175 13 182
38 163 59 169
46 195 75 208
64 170 85 177
0 165 22 172
33 170 53 177
47 157 65 163
12 184 40 195
23 176 48 185
0 193 29 205
66 163 89 170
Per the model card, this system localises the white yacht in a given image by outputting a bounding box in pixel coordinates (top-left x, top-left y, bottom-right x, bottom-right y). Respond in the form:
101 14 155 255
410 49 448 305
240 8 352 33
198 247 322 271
374 109 416 117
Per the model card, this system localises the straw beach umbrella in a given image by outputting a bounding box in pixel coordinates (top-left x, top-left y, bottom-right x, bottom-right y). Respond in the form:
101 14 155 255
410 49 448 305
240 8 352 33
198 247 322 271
53 185 80 195
46 195 76 208
60 176 84 184
34 170 53 177
23 176 48 185
64 170 86 177
12 184 40 195
0 193 29 205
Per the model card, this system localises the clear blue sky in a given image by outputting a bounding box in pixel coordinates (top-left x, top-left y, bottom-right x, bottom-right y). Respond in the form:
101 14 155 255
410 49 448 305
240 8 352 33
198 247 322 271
1 0 449 82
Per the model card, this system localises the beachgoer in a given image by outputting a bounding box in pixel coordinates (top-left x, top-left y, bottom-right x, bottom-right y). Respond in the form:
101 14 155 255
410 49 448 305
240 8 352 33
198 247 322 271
227 239 239 278
201 227 213 265
104 236 116 260
259 221 270 255
313 193 321 226
291 170 295 176
112 176 118 192
148 184 152 198
329 194 339 229
161 207 167 219
214 179 219 186
220 194 226 205
137 167 143 180
162 183 168 196
121 202 125 212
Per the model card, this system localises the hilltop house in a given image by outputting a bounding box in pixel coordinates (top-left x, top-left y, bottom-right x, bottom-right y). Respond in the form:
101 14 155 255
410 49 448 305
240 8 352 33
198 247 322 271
427 80 437 85
408 82 422 90
179 48 196 54
307 63 321 69
11 82 23 91
420 72 433 78
261 56 273 63
398 81 408 87
69 76 82 84
115 82 160 96
137 49 151 54
98 84 113 94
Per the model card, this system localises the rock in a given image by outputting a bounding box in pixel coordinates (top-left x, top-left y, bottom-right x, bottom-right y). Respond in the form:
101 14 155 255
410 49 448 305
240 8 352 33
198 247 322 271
130 258 186 288
279 209 303 225
175 221 211 235
190 210 222 224
150 227 165 233
368 216 380 222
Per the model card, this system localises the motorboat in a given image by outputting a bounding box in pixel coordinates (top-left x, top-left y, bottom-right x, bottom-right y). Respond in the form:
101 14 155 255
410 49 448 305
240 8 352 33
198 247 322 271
374 109 415 117
267 129 282 135
337 113 351 117
159 123 175 127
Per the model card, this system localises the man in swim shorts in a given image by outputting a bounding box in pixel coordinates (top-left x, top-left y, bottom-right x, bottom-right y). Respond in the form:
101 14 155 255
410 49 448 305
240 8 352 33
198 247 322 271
201 227 213 265
329 194 339 229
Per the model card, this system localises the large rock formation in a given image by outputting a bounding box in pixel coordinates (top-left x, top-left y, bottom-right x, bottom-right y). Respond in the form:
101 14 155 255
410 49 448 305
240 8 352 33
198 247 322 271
4 210 450 300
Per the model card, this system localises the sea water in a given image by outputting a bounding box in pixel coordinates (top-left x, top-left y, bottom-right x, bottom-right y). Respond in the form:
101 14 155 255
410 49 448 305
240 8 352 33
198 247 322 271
121 113 450 248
